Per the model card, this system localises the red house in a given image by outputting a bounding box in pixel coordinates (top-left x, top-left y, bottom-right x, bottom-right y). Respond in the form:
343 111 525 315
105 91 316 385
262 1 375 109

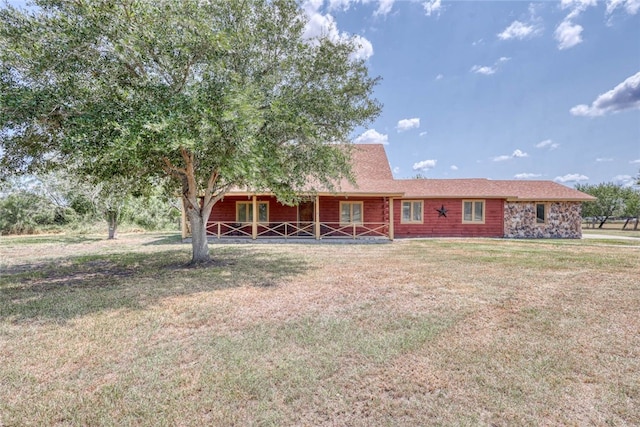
191 144 595 240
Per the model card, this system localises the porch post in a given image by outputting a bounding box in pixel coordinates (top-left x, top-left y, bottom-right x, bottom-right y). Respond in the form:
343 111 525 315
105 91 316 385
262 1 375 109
315 194 320 240
252 195 257 240
181 197 188 239
388 197 394 241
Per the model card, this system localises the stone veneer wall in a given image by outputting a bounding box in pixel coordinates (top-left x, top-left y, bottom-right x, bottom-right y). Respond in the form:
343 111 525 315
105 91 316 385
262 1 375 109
504 201 583 238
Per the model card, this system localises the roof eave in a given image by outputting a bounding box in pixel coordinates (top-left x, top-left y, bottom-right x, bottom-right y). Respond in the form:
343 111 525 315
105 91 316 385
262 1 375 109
506 197 596 202
224 190 405 198
403 195 507 199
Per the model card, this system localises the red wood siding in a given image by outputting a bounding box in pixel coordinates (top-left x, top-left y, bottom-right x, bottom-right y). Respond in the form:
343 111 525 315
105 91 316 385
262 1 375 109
209 195 388 238
209 196 387 223
209 196 297 222
209 196 505 238
316 196 386 223
393 198 504 238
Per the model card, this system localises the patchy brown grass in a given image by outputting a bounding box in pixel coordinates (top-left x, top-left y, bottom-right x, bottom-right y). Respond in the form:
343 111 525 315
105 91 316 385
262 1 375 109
1 233 639 426
583 222 640 238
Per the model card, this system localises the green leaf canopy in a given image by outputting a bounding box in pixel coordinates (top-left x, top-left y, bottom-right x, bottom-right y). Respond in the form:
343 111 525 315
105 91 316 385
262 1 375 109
1 0 380 194
1 0 381 262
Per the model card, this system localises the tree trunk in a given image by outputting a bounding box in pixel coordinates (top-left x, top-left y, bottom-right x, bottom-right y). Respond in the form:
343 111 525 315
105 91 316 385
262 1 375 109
106 210 118 239
598 216 608 229
187 207 211 265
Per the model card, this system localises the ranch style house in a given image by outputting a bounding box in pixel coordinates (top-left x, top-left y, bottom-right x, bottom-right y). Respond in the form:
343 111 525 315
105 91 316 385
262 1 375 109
183 144 595 241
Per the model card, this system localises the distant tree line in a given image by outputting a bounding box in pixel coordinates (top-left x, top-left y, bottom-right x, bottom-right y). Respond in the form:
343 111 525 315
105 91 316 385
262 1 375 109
0 171 180 236
577 178 640 230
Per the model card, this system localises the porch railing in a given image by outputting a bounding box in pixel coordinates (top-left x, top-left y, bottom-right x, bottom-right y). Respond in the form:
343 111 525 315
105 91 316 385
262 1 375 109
205 221 389 240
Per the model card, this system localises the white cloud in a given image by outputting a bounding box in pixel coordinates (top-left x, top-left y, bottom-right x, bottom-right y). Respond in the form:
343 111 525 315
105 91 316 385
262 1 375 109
435 74 444 80
555 20 584 50
450 165 459 171
555 0 597 50
631 159 640 164
596 157 614 162
303 0 324 14
423 0 442 17
302 3 374 61
612 174 636 186
498 20 541 40
493 149 529 162
374 0 395 16
554 173 589 183
419 131 428 137
351 35 374 61
354 129 389 145
471 65 496 75
570 71 640 117
327 0 351 11
561 0 598 19
493 154 511 162
561 0 597 8
514 173 542 179
303 10 338 39
607 0 640 15
535 139 560 150
413 159 437 171
471 57 510 76
321 0 401 18
397 118 420 132
392 166 400 174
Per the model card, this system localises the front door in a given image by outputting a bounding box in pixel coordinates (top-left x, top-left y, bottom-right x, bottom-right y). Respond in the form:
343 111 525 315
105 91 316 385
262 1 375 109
297 201 314 235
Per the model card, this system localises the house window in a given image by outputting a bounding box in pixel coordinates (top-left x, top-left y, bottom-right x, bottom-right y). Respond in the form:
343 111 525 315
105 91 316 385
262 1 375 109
401 200 423 223
236 201 268 223
340 201 363 224
536 203 547 224
462 200 485 223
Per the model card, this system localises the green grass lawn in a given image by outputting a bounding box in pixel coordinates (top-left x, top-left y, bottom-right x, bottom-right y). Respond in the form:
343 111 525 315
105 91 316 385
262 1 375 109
1 233 639 426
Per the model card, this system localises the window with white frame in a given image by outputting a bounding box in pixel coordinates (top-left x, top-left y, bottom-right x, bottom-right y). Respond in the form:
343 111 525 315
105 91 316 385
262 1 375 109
236 201 269 223
462 200 485 223
401 200 423 223
340 201 363 224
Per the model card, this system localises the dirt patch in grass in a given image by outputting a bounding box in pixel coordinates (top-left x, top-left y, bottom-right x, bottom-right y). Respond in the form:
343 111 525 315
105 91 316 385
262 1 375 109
1 233 639 425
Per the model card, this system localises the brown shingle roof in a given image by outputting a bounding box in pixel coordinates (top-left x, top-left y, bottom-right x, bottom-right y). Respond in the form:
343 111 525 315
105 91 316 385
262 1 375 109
349 145 595 201
396 178 596 201
490 180 596 201
227 143 596 201
332 144 401 195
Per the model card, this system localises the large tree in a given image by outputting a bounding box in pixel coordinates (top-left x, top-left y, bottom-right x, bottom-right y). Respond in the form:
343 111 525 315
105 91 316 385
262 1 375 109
0 0 381 263
576 182 629 228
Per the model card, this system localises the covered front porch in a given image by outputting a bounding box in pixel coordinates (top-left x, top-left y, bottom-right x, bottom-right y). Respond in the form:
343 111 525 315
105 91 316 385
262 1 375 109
183 194 399 241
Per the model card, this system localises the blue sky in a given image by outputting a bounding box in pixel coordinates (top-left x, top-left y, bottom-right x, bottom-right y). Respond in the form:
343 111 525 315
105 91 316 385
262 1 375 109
303 0 640 187
5 0 640 187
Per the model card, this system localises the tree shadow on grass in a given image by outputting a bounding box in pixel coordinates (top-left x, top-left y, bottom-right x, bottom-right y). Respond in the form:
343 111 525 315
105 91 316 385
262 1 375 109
141 233 184 246
0 247 311 323
0 234 104 246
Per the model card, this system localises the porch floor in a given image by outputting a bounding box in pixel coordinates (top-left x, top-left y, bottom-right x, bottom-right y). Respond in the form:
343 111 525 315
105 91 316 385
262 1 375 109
182 237 391 245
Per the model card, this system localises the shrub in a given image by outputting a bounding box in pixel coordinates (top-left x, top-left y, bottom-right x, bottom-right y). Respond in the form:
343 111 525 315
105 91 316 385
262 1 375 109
0 191 57 235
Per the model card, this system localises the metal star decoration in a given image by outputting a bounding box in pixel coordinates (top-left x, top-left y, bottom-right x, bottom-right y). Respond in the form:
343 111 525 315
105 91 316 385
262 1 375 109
436 205 448 217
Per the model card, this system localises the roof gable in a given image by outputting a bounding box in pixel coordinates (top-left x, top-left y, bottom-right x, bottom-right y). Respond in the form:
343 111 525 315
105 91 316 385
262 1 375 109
333 144 400 194
349 144 394 181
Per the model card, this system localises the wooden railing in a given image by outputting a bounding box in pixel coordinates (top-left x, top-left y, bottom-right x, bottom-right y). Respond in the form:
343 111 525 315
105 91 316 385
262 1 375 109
205 221 389 240
318 222 388 239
